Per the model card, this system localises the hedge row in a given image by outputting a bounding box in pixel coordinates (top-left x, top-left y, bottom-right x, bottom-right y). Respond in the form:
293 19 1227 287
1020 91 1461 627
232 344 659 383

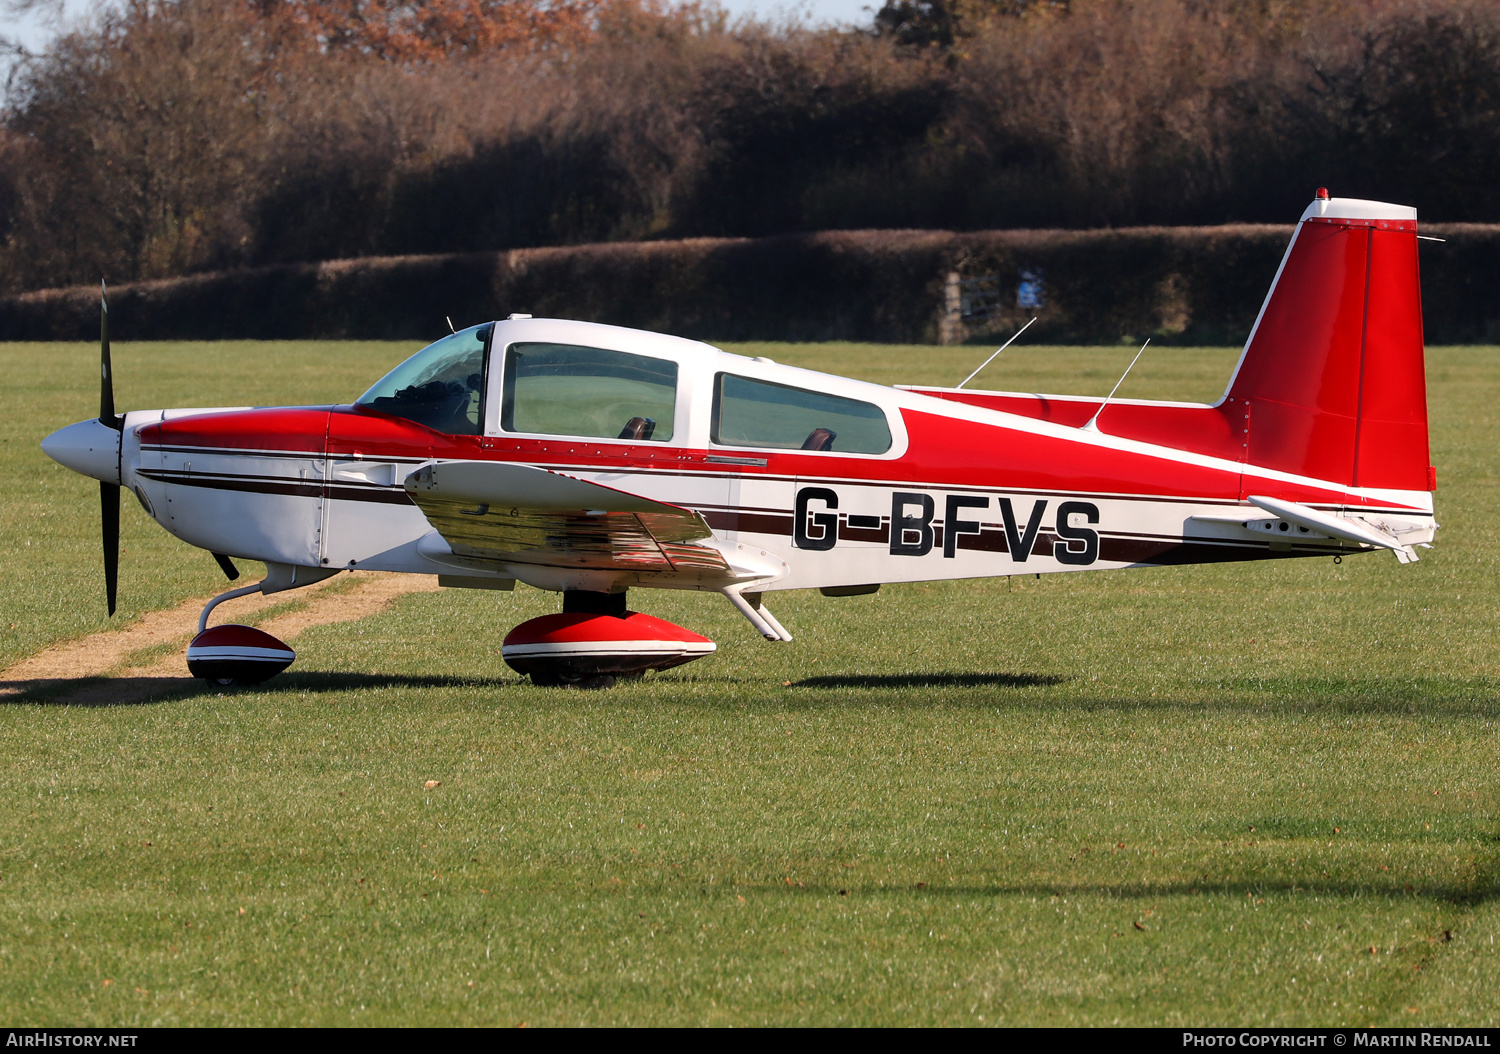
1 224 1495 345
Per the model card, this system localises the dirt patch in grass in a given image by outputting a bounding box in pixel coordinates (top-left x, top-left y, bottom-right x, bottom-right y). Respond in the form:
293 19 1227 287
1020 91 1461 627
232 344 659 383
0 571 440 706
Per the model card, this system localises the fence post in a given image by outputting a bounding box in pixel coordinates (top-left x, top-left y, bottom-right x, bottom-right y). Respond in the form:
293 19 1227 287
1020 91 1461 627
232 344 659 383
939 270 964 345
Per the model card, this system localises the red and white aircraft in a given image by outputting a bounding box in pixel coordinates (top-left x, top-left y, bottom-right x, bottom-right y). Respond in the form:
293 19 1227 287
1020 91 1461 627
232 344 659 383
42 191 1437 688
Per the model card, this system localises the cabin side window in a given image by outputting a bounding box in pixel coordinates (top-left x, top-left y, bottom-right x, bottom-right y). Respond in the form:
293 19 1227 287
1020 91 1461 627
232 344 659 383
711 373 892 454
501 343 677 442
356 324 492 435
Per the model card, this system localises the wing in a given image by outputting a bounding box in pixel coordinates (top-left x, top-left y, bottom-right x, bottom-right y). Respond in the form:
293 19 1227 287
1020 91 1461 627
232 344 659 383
403 460 730 574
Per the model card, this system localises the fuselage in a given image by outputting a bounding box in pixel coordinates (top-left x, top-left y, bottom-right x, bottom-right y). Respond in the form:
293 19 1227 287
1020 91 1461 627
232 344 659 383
64 316 1433 597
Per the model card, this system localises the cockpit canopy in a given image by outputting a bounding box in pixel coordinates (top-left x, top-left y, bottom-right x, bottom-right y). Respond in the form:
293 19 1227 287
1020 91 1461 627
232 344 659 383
355 319 893 455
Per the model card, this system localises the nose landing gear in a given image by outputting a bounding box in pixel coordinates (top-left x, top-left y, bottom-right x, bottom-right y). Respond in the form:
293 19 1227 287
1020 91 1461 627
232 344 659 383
187 624 296 686
186 582 295 687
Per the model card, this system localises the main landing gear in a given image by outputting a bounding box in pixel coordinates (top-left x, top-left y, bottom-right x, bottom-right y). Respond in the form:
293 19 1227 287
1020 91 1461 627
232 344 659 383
184 577 770 691
501 590 716 690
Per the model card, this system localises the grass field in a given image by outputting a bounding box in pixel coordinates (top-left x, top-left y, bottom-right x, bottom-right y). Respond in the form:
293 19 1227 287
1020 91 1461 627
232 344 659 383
0 338 1496 1026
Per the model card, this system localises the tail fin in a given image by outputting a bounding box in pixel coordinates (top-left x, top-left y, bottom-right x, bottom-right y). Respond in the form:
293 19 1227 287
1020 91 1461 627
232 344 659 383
1225 193 1432 492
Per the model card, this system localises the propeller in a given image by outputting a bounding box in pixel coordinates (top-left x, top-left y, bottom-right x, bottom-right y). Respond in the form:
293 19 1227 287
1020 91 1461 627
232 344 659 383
93 283 235 609
99 281 123 616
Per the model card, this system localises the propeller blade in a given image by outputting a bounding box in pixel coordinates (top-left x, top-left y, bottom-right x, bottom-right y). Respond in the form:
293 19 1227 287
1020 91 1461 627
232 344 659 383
99 281 121 431
99 282 123 616
212 553 241 581
101 481 119 617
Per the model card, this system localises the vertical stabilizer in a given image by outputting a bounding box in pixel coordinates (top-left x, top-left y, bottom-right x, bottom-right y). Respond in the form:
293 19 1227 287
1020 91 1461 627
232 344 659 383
1224 193 1432 492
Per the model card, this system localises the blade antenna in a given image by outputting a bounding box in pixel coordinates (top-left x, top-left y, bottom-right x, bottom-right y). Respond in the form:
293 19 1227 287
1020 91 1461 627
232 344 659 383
955 316 1037 389
445 315 456 334
1082 338 1150 433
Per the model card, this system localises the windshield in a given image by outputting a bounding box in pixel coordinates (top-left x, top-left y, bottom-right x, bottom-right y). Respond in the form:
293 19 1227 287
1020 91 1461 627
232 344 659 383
356 324 493 435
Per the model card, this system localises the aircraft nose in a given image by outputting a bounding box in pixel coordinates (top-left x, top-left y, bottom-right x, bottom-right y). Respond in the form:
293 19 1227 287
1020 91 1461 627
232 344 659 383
41 418 121 485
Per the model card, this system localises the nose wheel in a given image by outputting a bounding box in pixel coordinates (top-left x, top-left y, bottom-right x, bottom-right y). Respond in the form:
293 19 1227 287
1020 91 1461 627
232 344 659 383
187 623 295 686
186 583 295 686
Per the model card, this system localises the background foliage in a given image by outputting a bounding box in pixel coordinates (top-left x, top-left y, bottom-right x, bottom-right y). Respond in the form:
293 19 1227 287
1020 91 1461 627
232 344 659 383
3 0 1500 294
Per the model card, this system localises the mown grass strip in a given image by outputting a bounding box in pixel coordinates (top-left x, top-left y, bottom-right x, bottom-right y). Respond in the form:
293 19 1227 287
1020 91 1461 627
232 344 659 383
0 340 1494 1025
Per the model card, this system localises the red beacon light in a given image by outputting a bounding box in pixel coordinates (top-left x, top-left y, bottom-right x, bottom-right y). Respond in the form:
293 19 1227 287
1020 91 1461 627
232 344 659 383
1316 187 1330 200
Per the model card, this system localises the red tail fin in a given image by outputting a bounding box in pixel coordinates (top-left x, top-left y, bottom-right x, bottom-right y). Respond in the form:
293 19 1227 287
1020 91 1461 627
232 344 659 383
1226 195 1432 492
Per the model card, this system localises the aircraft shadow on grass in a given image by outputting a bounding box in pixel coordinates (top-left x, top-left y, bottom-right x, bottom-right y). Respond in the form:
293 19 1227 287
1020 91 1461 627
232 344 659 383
0 671 523 707
792 673 1068 690
0 670 1065 706
6 671 1499 718
782 879 1496 906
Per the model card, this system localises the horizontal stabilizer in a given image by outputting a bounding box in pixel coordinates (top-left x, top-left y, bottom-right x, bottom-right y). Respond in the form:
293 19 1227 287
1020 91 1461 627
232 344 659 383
1247 495 1418 563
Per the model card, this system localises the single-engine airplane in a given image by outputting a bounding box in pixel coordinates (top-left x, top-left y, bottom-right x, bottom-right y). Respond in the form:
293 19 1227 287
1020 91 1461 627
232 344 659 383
42 191 1437 688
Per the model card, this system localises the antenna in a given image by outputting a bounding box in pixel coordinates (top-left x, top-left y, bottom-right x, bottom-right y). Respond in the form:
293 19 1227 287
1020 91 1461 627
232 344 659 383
1081 338 1150 433
955 316 1038 389
445 316 456 334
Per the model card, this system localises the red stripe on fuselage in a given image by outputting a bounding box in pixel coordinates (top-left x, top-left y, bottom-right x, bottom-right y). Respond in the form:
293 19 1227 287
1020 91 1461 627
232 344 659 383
911 393 1247 465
